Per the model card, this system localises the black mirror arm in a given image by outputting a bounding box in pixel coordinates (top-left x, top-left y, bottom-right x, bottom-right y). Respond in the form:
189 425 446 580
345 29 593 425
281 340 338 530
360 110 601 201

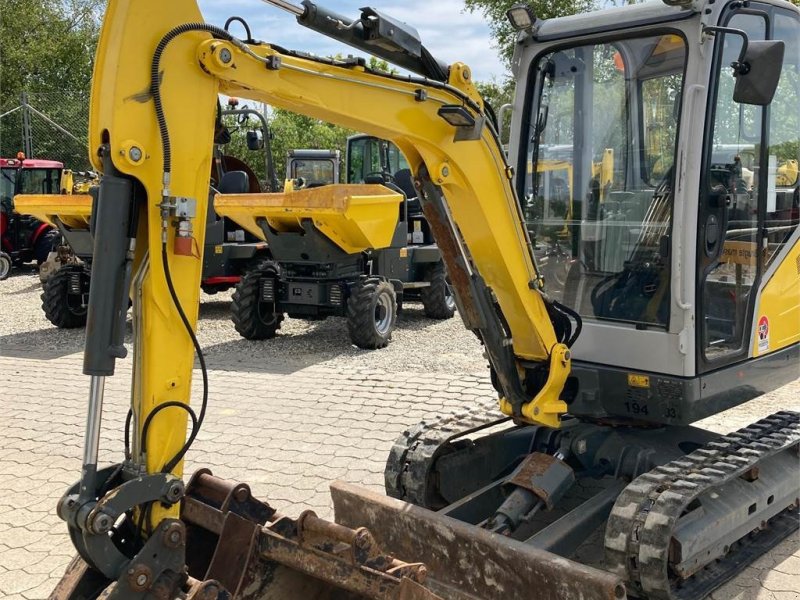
703 26 751 74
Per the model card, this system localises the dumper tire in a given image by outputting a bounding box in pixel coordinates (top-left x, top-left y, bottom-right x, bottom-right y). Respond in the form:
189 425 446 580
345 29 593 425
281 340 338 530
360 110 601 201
41 265 89 328
0 251 11 280
420 261 455 319
231 262 284 340
34 229 60 265
346 277 396 349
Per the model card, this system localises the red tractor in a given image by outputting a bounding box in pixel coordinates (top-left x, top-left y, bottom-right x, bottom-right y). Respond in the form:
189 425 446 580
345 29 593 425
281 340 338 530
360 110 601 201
0 155 62 279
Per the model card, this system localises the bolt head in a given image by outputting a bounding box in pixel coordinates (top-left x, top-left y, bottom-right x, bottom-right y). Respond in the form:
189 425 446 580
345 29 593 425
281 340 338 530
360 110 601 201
166 481 184 502
93 513 112 534
136 573 148 586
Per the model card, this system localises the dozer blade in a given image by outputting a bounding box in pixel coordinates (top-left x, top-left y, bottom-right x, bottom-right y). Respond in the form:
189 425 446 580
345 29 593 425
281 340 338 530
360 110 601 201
331 481 627 600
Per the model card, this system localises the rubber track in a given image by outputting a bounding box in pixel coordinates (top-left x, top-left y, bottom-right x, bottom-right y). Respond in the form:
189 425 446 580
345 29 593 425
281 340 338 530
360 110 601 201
384 395 509 506
605 410 800 600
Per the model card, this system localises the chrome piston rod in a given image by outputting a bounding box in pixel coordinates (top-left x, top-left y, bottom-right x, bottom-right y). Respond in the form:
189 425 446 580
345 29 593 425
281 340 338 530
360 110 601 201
261 0 304 16
79 375 105 499
83 375 105 467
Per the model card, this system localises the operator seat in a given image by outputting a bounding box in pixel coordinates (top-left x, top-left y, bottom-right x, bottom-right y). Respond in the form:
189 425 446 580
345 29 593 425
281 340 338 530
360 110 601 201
218 170 249 195
394 168 422 217
208 171 250 243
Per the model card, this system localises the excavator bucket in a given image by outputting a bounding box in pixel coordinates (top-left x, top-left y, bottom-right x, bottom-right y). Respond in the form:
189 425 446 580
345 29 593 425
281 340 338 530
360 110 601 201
13 193 93 229
52 471 626 600
214 184 403 254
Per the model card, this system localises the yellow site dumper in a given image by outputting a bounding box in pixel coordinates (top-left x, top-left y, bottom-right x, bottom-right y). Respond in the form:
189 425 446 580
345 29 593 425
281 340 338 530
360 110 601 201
216 182 456 349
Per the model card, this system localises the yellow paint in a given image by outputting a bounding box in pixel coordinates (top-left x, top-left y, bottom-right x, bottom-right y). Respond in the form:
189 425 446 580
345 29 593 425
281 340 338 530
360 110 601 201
753 239 800 356
627 374 650 389
13 193 93 228
214 184 402 254
500 344 571 428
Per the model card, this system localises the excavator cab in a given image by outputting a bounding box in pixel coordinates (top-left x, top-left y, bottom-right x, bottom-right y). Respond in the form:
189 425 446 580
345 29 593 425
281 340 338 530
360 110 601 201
514 6 800 424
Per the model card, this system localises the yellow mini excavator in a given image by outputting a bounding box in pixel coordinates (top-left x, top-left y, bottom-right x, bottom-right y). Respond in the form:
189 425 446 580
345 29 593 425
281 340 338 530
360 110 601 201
51 0 799 598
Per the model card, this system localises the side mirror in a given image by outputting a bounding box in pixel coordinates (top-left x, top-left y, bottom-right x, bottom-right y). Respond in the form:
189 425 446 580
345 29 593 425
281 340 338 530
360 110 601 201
733 40 785 106
246 130 264 151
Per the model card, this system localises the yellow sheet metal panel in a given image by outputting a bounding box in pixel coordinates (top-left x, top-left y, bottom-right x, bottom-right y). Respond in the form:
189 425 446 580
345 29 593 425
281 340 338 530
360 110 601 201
752 239 800 356
13 194 92 228
215 184 402 253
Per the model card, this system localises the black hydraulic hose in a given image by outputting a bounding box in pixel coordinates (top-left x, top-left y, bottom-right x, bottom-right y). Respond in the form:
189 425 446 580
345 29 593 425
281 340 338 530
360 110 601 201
150 23 234 176
146 24 232 475
552 299 583 348
157 245 207 474
124 408 133 460
140 399 199 466
224 16 254 43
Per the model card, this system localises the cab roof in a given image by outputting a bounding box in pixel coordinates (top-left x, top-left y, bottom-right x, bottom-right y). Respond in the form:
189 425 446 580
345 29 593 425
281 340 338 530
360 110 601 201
0 158 64 169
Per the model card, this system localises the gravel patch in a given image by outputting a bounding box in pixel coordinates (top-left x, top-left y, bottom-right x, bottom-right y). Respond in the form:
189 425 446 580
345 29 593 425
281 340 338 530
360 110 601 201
0 266 488 373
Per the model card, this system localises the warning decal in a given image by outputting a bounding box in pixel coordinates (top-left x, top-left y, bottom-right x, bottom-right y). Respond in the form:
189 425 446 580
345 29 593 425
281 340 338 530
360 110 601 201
757 316 769 353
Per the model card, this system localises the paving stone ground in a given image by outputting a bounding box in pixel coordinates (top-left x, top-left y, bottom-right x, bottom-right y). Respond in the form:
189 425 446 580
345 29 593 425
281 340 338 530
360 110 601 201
0 280 798 598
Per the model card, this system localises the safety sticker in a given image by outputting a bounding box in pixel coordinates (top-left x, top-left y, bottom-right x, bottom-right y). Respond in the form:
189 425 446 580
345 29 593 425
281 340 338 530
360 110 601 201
757 316 769 353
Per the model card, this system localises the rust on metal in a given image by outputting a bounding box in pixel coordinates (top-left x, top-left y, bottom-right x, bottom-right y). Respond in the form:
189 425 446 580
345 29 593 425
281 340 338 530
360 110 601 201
416 174 482 329
48 556 99 600
182 469 440 599
206 511 262 597
331 480 627 600
54 470 623 599
509 452 558 500
740 466 760 482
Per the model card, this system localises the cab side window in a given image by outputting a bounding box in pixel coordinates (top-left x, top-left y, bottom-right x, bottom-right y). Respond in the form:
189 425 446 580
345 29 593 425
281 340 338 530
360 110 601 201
764 12 800 266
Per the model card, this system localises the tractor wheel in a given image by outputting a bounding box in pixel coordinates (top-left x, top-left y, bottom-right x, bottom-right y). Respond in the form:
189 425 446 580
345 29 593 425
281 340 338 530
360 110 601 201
34 229 60 265
420 261 455 319
0 251 11 280
41 266 89 328
231 261 284 340
346 277 397 349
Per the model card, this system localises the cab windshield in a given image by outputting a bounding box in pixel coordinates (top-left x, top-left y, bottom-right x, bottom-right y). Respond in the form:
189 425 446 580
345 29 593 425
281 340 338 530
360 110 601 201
522 33 687 327
1 168 16 207
17 168 60 195
289 159 336 187
348 136 409 183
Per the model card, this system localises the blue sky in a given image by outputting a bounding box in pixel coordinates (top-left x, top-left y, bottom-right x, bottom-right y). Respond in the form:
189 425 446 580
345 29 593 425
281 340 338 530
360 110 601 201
197 0 505 81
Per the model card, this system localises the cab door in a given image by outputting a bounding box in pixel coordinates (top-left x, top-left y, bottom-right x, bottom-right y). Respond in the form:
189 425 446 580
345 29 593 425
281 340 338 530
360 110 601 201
698 4 800 371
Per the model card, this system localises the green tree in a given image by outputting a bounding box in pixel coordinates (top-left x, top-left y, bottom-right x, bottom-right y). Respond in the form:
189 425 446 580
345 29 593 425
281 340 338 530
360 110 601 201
0 0 102 168
475 78 516 140
464 0 594 68
220 55 395 186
